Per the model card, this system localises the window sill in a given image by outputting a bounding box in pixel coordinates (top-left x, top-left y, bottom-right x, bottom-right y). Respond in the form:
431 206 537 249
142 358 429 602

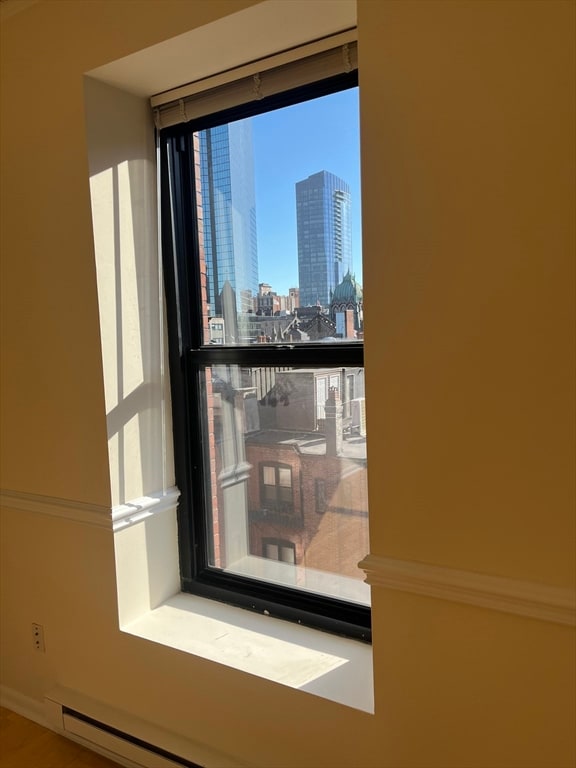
123 591 374 713
113 492 373 713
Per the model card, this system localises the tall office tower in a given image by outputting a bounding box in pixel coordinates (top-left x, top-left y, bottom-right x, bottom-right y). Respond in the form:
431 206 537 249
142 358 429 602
296 171 352 308
198 119 258 317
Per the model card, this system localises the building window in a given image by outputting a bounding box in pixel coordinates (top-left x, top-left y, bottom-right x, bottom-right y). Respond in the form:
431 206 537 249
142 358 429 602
158 35 370 640
263 538 296 564
261 463 293 513
315 479 327 514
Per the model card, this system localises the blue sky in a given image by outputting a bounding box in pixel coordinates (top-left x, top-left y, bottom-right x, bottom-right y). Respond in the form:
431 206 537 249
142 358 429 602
251 87 362 296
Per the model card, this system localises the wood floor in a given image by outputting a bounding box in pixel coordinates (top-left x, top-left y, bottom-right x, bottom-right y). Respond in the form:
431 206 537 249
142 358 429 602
0 707 122 768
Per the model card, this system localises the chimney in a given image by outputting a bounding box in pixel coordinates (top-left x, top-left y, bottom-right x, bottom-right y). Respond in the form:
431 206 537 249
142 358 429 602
325 386 343 456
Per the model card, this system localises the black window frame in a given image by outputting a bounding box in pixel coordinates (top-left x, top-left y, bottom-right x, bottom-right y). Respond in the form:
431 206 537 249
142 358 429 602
159 70 370 642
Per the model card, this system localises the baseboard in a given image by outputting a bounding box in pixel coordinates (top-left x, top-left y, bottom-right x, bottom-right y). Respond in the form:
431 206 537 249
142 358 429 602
0 685 48 727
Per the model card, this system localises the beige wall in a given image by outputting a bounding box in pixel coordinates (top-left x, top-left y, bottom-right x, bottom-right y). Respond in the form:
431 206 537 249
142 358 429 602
1 1 574 767
361 0 575 588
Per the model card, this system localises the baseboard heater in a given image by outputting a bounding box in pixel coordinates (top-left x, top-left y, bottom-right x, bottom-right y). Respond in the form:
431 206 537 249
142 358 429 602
52 703 204 768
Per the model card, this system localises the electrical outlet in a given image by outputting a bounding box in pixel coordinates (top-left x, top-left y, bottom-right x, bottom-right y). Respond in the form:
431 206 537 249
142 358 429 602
32 623 45 652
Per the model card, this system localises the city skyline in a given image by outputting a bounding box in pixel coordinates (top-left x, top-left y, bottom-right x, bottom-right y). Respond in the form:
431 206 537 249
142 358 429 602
252 87 361 296
197 86 361 314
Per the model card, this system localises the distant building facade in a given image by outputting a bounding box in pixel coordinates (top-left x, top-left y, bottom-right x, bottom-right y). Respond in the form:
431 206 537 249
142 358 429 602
296 171 352 308
287 287 300 312
245 380 369 599
208 316 225 344
198 120 258 315
330 271 363 337
255 283 281 316
254 284 300 316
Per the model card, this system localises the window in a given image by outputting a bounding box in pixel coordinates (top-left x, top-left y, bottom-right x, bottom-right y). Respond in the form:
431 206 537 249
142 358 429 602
261 463 293 513
315 479 327 514
159 35 370 640
263 538 296 564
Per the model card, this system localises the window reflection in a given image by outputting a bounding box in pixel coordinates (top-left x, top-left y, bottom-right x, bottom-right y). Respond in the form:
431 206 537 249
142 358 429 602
202 365 369 605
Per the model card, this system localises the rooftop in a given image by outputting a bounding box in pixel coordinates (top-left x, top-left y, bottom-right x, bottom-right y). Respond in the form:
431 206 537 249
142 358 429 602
246 429 367 461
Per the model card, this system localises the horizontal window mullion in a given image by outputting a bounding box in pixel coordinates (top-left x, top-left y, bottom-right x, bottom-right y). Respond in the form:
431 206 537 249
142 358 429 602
186 343 363 368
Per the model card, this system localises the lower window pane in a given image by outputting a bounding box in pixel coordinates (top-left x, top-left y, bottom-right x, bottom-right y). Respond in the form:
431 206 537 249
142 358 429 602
201 364 370 606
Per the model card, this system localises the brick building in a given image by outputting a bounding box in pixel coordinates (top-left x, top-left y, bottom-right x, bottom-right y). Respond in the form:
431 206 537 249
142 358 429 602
244 382 369 596
208 368 369 599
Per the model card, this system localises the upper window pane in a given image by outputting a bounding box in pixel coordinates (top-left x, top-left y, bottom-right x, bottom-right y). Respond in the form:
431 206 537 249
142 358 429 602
278 467 291 487
263 466 276 486
195 89 363 346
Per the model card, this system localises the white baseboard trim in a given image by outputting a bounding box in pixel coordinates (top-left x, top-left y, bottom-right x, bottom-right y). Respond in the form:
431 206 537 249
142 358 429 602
0 487 180 532
0 685 48 727
359 554 576 626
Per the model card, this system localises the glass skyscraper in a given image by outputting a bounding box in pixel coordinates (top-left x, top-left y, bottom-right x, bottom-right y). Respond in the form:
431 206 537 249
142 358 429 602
198 120 258 316
296 171 352 308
